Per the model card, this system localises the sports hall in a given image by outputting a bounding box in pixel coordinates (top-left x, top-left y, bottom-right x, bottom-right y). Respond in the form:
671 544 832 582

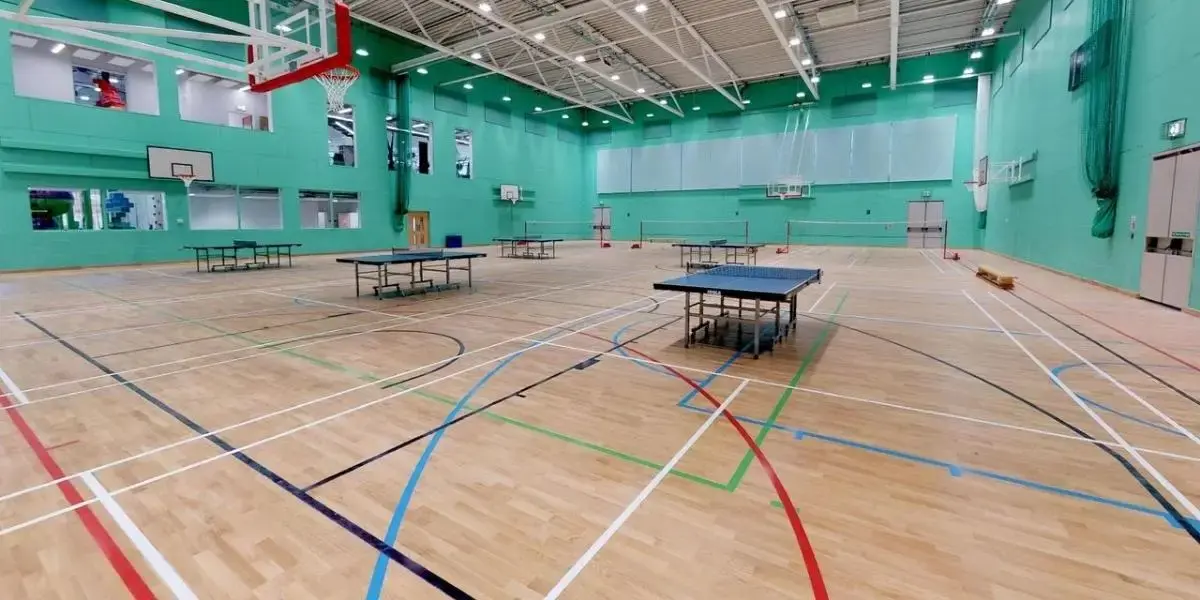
0 0 1197 598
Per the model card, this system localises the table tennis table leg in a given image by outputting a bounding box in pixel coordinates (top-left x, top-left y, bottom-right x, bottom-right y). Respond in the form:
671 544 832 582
683 292 691 348
467 258 473 287
754 299 761 358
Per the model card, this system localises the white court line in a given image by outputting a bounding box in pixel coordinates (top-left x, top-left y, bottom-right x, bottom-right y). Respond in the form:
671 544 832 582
988 291 1200 446
544 379 750 599
135 269 206 283
963 290 1200 522
804 310 1042 336
845 254 859 269
0 289 688 539
807 282 837 312
15 266 665 401
920 249 947 274
835 284 962 296
509 337 1200 464
258 290 398 318
0 368 196 599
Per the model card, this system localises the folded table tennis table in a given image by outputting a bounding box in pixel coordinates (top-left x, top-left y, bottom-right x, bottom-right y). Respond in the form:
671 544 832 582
494 236 564 259
653 265 822 358
671 240 765 271
336 249 486 298
183 241 301 273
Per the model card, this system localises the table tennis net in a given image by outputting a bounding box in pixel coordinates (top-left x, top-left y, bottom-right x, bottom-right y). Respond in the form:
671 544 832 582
524 220 596 241
640 220 750 244
785 219 946 250
704 265 821 281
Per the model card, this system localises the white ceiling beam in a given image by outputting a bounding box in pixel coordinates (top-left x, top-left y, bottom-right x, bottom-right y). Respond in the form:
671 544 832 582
12 14 309 49
599 0 742 109
751 0 818 100
16 0 35 16
888 0 900 89
354 12 634 124
654 0 740 85
435 0 683 115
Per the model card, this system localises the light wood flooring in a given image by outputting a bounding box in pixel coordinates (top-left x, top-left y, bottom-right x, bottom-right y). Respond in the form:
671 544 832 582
0 243 1198 599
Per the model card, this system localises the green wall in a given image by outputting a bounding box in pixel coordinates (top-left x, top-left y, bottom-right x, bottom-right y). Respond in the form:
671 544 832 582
586 54 986 248
985 0 1200 306
0 0 590 270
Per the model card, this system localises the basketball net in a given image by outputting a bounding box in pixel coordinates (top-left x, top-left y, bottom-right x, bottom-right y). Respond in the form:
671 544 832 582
179 176 196 190
315 65 360 111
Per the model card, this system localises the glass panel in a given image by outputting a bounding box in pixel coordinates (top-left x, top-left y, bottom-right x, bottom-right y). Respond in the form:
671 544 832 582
300 190 331 229
454 128 472 179
411 119 431 174
329 104 356 167
29 187 101 231
238 187 282 229
330 193 360 229
102 190 167 230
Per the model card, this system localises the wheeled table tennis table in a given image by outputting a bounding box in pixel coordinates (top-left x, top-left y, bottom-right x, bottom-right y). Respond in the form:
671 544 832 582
494 236 564 259
671 240 765 271
183 241 301 273
653 265 823 358
336 249 486 298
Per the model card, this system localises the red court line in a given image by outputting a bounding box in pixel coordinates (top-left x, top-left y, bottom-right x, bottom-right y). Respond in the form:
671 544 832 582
0 391 157 600
589 335 829 600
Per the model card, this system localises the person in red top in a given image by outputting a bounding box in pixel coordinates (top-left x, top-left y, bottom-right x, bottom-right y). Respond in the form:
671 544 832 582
94 72 125 110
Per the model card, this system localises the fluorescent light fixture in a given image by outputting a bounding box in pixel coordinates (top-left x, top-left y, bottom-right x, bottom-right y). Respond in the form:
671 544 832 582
534 32 546 41
634 3 647 13
602 120 610 124
963 67 976 75
470 51 482 60
502 95 511 102
811 75 821 83
862 82 872 89
646 113 654 117
692 106 701 111
72 48 100 60
981 26 996 36
789 37 800 46
534 106 543 112
742 99 751 104
238 85 250 92
479 2 492 12
356 48 369 57
801 57 813 66
50 43 66 54
561 114 569 119
416 67 428 75
658 99 667 105
108 56 135 67
582 121 589 126
574 55 586 63
796 92 806 98
997 0 1011 4
774 9 786 19
970 50 983 60
275 24 292 33
923 74 935 83
610 74 620 80
636 87 645 93
463 82 474 89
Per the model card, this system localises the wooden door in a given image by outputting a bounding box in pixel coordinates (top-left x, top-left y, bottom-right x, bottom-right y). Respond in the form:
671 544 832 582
408 212 430 248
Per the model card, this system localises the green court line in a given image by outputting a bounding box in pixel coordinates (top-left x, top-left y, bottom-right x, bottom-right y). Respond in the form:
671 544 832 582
725 292 848 491
71 282 730 490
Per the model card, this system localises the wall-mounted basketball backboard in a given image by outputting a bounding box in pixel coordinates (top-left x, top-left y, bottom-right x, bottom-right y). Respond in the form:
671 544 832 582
147 146 215 189
0 0 351 95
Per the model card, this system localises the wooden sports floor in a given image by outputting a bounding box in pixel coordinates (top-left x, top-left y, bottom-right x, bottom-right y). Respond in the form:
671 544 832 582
1 243 1198 600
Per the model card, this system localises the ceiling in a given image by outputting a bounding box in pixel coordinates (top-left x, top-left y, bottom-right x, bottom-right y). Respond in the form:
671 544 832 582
351 0 1016 122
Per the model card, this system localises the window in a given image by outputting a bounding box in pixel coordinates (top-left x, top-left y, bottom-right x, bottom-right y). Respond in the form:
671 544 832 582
454 129 473 179
29 188 166 231
411 119 432 175
329 104 356 167
387 114 402 170
10 34 159 115
177 68 270 131
188 183 281 230
300 191 361 229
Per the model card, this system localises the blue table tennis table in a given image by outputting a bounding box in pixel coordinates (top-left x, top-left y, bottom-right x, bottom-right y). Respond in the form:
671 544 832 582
336 249 486 298
494 236 564 259
671 240 765 271
653 265 822 358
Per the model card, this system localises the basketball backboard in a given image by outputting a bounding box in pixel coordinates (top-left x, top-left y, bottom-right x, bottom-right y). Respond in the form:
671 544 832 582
147 146 215 188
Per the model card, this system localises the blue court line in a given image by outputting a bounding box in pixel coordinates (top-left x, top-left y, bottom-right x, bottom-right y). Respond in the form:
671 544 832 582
1050 362 1187 437
612 322 672 376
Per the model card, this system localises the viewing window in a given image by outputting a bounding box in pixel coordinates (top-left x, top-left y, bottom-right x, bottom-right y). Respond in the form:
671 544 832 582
329 104 357 167
188 184 281 230
177 68 270 131
10 34 159 115
29 188 166 231
455 129 473 179
411 119 432 175
300 191 361 229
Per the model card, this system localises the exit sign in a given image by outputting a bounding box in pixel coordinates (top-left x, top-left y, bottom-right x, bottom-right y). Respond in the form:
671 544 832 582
1165 118 1187 140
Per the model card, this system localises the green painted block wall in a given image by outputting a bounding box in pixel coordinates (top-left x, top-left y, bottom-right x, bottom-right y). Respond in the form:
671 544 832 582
985 0 1200 307
585 56 985 248
0 0 591 270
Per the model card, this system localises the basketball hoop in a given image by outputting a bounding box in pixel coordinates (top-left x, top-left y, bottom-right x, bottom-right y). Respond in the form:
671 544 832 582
179 176 196 190
315 65 359 111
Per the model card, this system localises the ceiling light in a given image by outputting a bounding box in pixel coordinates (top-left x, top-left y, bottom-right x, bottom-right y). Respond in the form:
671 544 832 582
861 82 872 89
79 95 90 101
534 106 543 112
479 2 492 12
796 92 806 98
610 74 620 80
238 85 250 92
646 112 654 117
463 83 474 89
470 51 483 60
416 67 428 75
602 119 610 124
72 48 100 60
658 99 667 105
275 24 292 33
742 99 751 104
801 58 813 66
534 32 546 41
970 50 983 60
236 104 248 112
50 43 66 54
692 106 700 111
634 3 648 13
811 75 821 83
981 26 996 36
636 87 645 93
562 114 569 119
502 95 511 102
963 67 976 76
997 0 1011 4
582 121 589 126
356 48 369 57
923 74 935 83
175 68 185 75
774 9 786 19
109 56 135 67
789 37 800 46
574 55 586 63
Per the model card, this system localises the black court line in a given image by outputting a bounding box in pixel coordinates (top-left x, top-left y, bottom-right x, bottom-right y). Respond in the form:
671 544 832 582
17 312 478 600
303 316 681 492
93 311 357 358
